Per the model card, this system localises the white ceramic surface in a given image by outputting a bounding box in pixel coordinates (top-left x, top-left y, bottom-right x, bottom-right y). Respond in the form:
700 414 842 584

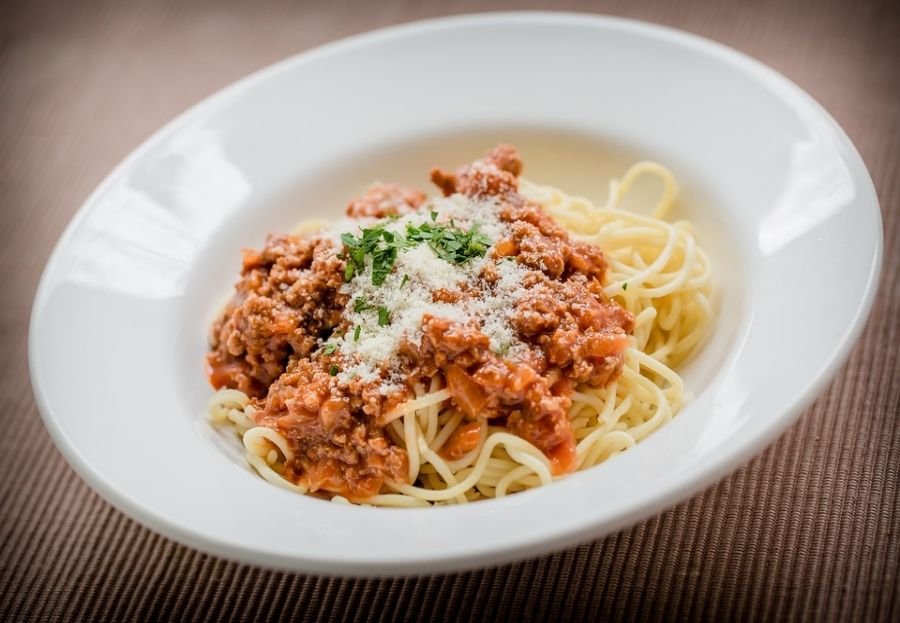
29 13 882 575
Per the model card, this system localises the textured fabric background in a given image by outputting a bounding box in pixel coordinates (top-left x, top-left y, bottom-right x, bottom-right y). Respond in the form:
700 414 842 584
1 0 898 620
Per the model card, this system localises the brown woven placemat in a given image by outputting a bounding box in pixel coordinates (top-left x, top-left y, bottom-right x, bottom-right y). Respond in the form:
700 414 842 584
1 1 897 620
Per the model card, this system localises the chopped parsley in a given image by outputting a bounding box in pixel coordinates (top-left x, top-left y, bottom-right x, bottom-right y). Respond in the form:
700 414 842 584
400 274 409 288
353 298 391 327
404 221 492 265
329 364 339 376
622 282 628 291
323 343 337 355
341 226 400 286
340 218 493 286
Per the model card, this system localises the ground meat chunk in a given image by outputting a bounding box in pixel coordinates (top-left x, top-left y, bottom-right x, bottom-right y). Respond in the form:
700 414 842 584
342 363 413 426
399 315 578 473
420 315 491 369
431 144 522 198
345 183 426 218
206 234 347 397
506 221 567 278
483 143 523 176
513 271 633 386
253 359 409 500
494 213 607 281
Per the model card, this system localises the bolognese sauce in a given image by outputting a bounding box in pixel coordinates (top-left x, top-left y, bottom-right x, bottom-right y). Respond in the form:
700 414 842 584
207 145 635 500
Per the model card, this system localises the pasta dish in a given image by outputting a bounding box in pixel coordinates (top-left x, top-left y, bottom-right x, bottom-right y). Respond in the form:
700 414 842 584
206 145 712 506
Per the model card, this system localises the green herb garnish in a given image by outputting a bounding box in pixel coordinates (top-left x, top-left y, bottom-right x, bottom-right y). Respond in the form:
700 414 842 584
340 218 492 285
400 274 409 288
377 306 391 326
622 282 628 291
329 364 339 376
354 325 361 342
405 221 492 265
341 225 401 286
323 343 337 355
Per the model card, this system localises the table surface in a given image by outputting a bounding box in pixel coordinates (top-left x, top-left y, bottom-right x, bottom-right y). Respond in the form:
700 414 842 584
2 0 898 620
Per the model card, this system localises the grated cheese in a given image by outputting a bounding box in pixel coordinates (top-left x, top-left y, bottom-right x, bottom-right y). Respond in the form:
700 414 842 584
325 194 531 385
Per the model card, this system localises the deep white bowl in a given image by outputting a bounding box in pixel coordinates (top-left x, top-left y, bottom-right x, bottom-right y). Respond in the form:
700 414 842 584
29 13 882 575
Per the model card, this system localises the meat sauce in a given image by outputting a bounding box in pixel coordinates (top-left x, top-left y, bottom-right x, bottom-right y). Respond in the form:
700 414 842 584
208 145 634 499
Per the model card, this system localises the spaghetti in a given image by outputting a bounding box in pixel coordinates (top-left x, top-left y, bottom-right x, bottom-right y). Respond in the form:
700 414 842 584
207 147 712 506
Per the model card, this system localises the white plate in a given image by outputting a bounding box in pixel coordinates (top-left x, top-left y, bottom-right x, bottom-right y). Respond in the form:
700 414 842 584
29 13 882 575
